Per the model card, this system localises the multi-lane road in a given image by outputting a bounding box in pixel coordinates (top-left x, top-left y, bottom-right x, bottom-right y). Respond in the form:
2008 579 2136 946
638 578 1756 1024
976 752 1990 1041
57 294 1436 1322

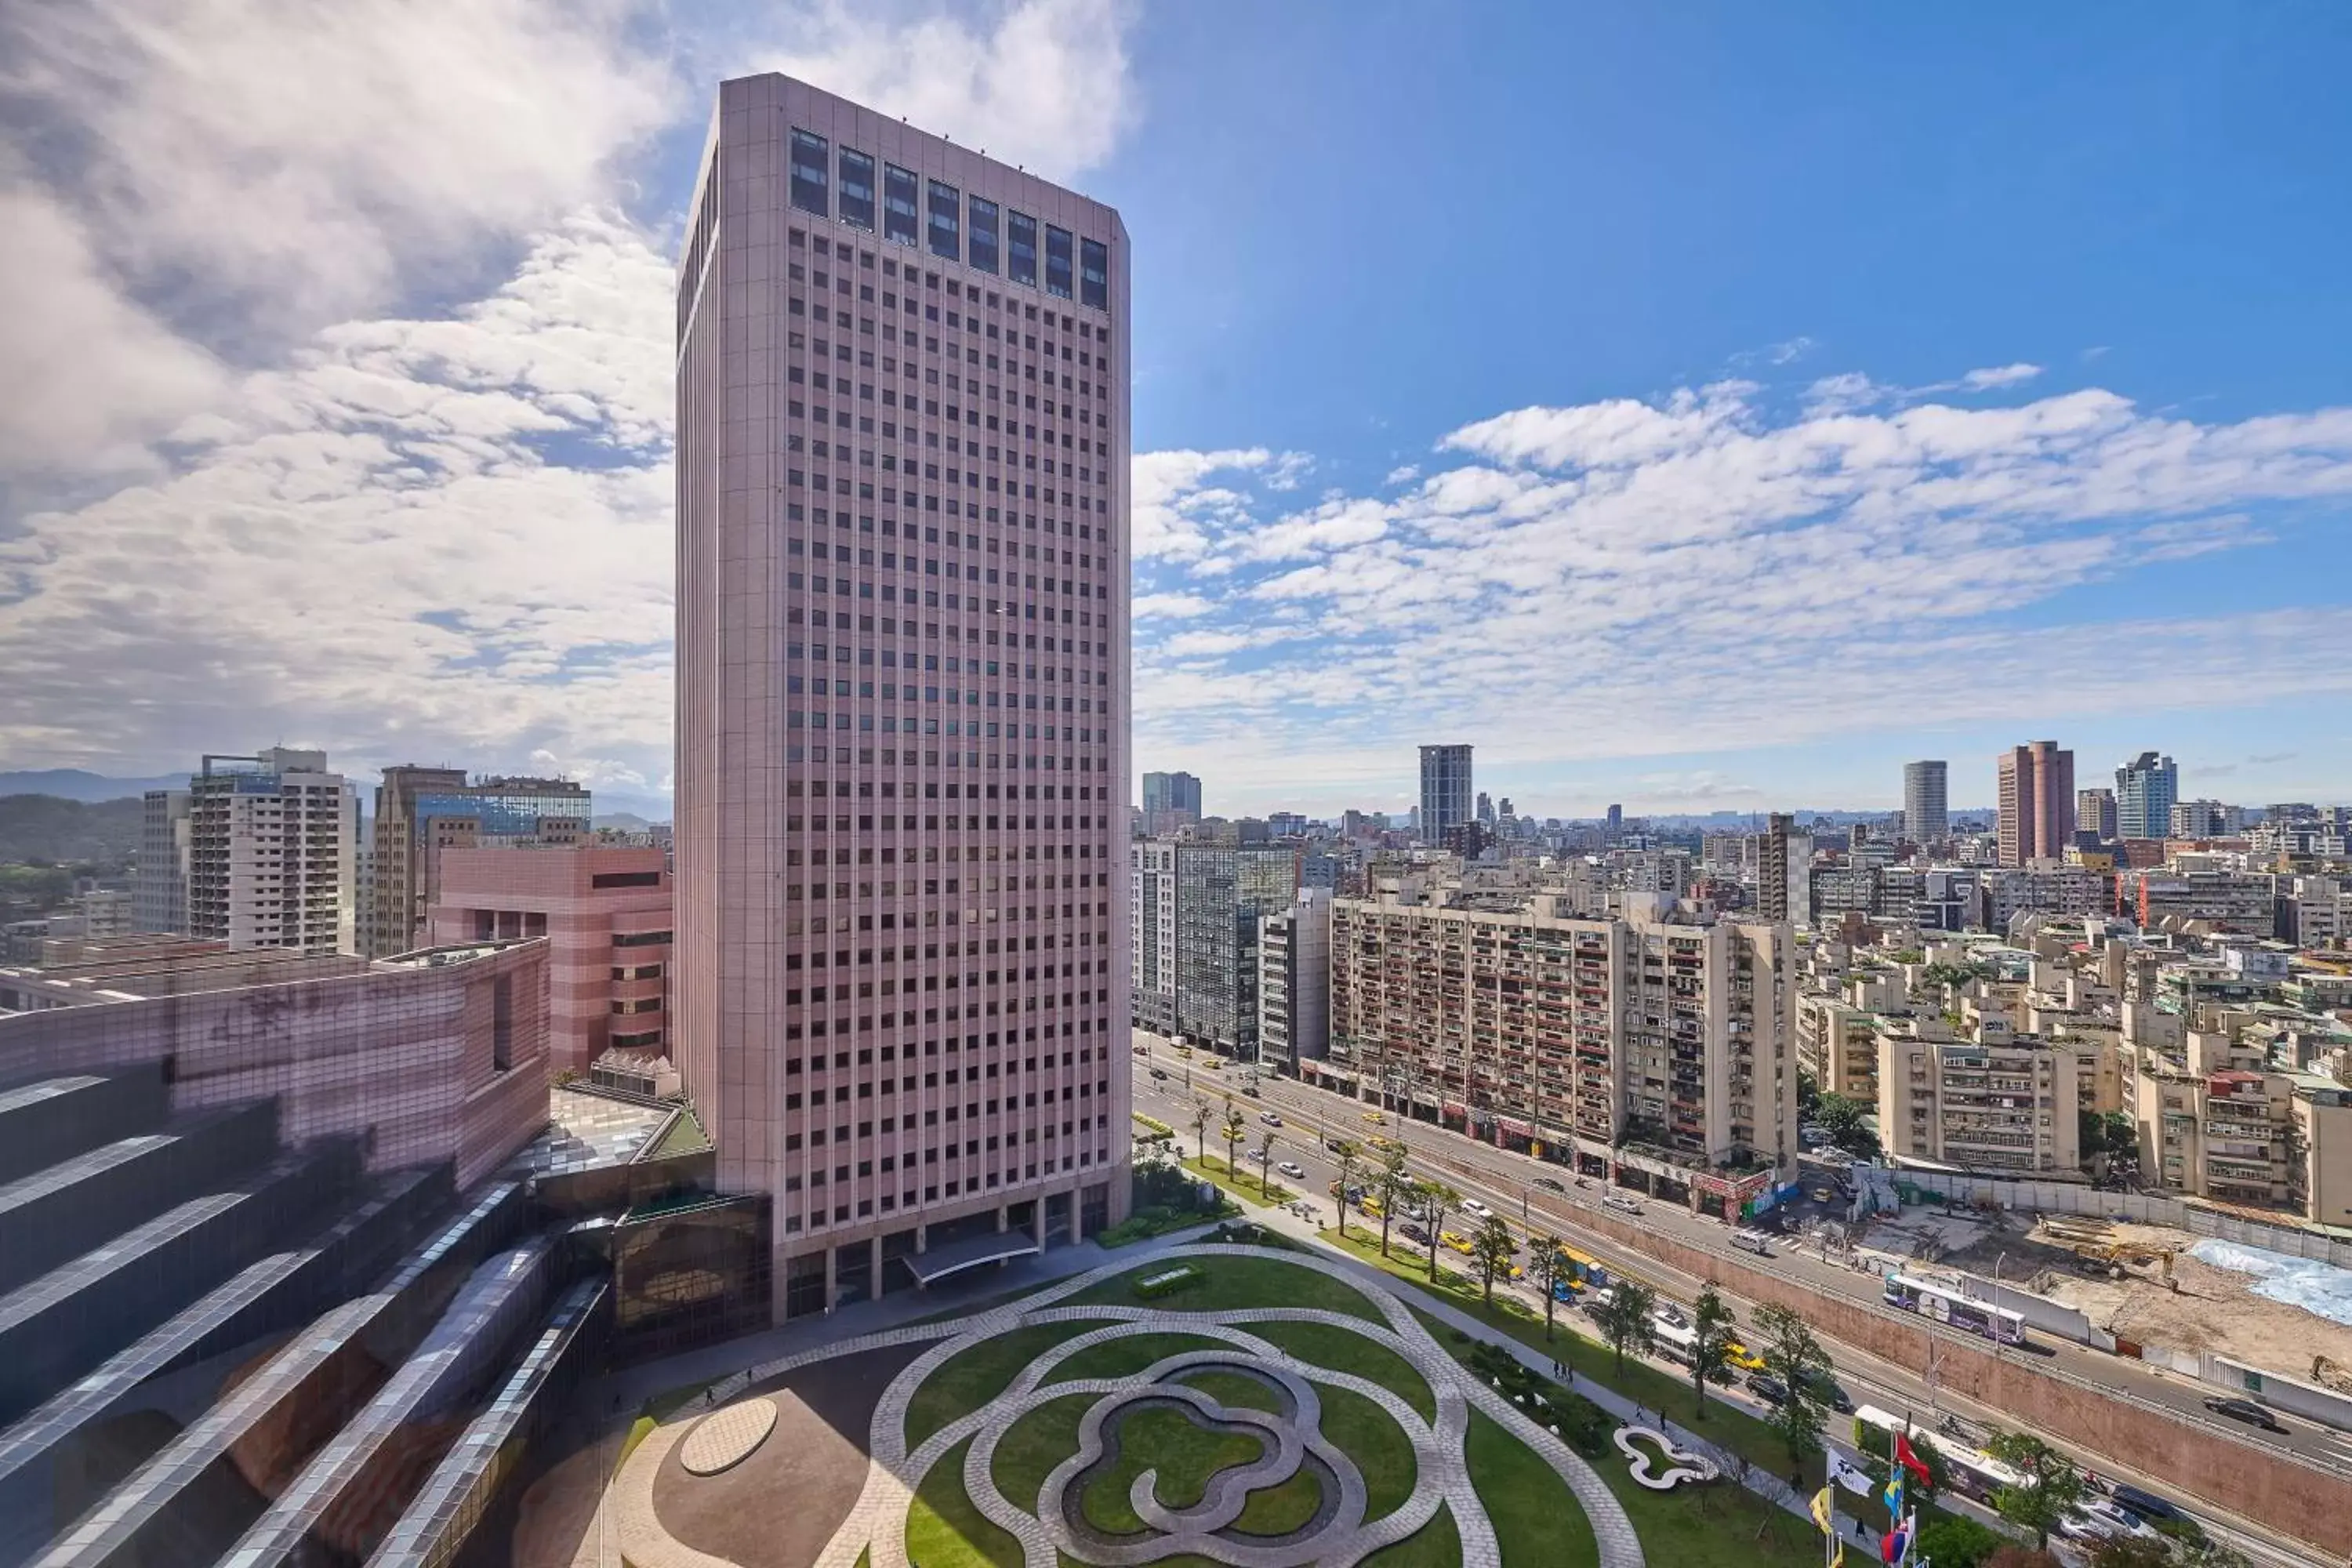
1129 1033 2346 1566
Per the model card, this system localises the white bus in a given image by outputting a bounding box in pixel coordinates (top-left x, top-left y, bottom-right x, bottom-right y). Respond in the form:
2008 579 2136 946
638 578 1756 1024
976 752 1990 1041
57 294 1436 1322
1881 1273 2027 1345
1852 1404 2024 1505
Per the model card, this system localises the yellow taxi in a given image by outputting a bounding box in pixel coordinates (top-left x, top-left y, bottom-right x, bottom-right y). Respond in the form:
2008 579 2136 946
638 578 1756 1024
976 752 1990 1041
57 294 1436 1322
1358 1195 1385 1218
1443 1231 1474 1255
1366 1134 1398 1152
1362 1109 1387 1125
1724 1339 1767 1372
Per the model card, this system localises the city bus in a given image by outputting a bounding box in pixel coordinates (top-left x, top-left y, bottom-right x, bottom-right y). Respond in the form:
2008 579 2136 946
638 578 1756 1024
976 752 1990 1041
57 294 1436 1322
1881 1273 2027 1345
1852 1405 2025 1505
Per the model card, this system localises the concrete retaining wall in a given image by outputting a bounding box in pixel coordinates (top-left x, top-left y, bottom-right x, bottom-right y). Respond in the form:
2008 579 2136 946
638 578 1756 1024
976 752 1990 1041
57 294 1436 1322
2206 1354 2352 1432
1570 1207 2352 1559
1894 1171 2352 1270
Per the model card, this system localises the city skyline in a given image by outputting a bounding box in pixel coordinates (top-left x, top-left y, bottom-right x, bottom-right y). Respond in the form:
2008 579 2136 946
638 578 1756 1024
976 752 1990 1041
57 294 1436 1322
5 3 2352 819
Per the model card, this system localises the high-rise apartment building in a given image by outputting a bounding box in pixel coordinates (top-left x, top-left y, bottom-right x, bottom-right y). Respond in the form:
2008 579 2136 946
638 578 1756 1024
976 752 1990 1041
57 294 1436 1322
1131 839 1178 1035
1902 760 1948 842
367 767 592 956
2114 750 2179 840
2169 799 2245 838
1258 887 1333 1074
187 750 357 954
1419 745 1474 842
134 788 191 934
1141 771 1202 836
1174 843 1298 1057
1997 741 2074 865
674 74 1131 1319
1319 889 1797 1220
2077 786 2118 844
1755 812 1794 922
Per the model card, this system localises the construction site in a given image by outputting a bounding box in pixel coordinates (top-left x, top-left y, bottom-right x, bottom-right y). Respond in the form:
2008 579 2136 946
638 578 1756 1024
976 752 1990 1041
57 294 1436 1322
1859 1202 2352 1390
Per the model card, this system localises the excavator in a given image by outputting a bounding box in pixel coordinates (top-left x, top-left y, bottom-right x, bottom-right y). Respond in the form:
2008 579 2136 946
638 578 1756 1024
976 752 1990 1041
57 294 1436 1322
2040 1217 2180 1289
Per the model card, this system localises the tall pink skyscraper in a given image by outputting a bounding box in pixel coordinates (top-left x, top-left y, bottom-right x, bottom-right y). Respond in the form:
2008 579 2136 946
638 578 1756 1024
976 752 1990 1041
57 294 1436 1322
674 74 1131 1321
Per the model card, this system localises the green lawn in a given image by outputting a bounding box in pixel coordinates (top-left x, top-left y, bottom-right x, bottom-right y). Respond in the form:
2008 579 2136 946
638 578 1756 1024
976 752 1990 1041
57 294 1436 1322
1232 1469 1323 1536
1076 1406 1265 1534
989 1392 1094 1515
1044 1331 1231 1385
1468 1408 1599 1568
1063 1254 1384 1323
1313 1381 1417 1519
1185 1154 1298 1207
1178 1367 1286 1413
1359 1503 1461 1566
906 1322 1099 1450
1244 1319 1436 1421
907 1438 1022 1568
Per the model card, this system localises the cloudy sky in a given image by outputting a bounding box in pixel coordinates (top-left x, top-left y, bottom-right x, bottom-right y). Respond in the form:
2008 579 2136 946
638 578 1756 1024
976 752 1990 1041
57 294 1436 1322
3 2 2350 821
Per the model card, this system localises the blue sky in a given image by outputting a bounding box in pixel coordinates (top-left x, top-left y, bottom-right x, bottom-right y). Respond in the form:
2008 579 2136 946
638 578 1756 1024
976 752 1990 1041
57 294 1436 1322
3 2 2349 821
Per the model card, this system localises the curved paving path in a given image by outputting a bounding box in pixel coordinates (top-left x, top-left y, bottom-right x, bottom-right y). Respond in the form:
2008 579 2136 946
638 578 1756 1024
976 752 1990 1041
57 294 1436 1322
608 1243 1643 1568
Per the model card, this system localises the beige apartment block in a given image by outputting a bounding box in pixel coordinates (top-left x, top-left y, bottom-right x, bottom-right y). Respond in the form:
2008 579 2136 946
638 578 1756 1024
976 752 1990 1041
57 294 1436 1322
1797 994 1881 1099
1318 889 1797 1221
1878 1021 2092 1178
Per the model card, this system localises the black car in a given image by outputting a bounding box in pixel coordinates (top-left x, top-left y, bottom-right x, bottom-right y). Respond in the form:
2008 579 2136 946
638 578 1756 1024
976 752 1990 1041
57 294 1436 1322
1798 1371 1854 1413
1534 1176 1566 1192
1399 1221 1432 1244
2108 1484 2187 1526
2202 1396 2286 1432
1149 1068 1169 1080
1745 1374 1790 1406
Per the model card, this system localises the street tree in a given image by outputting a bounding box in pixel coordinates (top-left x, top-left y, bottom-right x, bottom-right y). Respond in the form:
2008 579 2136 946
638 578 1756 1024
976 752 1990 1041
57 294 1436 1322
2084 1539 2174 1568
1256 1132 1280 1196
1981 1429 2085 1551
1373 1142 1412 1258
1189 1097 1213 1163
1472 1215 1517 1306
1750 1301 1834 1468
1591 1277 1657 1379
1813 1092 1882 1158
1421 1180 1461 1279
1687 1287 1736 1421
1527 1232 1569 1345
1220 1098 1247 1183
1330 1140 1363 1239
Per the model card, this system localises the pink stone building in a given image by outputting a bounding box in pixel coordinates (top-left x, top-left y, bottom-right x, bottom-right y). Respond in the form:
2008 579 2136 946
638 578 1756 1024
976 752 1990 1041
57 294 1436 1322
674 74 1133 1319
428 845 673 1076
0 938 550 1189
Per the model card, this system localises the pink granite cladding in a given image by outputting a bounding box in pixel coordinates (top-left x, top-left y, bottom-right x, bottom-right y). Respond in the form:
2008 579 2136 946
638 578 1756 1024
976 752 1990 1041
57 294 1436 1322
0 942 551 1189
428 845 673 1075
675 73 1135 1302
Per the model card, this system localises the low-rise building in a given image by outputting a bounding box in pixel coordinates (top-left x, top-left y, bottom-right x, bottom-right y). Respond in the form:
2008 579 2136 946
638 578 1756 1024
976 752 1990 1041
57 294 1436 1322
1878 1018 2092 1178
428 844 673 1076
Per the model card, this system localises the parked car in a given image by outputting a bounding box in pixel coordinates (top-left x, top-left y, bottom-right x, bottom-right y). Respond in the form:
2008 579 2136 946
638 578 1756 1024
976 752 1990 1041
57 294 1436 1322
2062 1501 2161 1544
1260 1110 1283 1126
1723 1339 1766 1372
1399 1221 1431 1244
2202 1396 2287 1432
1461 1198 1492 1219
2108 1485 2189 1526
1745 1374 1790 1406
1602 1193 1644 1215
1731 1228 1773 1256
1149 1068 1169 1080
1798 1370 1854 1413
1443 1232 1475 1255
1810 1186 1838 1204
1276 1160 1305 1178
1245 1147 1265 1164
1533 1175 1566 1192
1552 1278 1584 1304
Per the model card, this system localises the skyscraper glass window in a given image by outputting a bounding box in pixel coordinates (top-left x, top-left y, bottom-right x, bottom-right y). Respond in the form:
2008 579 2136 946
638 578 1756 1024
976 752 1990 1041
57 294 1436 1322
967 196 1000 273
1007 210 1038 286
1080 238 1109 309
883 163 920 246
789 129 829 215
1045 224 1073 298
837 147 875 230
927 180 960 260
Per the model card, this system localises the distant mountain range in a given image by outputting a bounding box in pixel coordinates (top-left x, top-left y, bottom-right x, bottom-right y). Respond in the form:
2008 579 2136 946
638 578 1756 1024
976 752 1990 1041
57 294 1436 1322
0 769 675 829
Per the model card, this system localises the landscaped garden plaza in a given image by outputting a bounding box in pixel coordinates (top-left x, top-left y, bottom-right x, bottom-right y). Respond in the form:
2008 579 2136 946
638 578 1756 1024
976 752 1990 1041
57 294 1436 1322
597 1241 1838 1568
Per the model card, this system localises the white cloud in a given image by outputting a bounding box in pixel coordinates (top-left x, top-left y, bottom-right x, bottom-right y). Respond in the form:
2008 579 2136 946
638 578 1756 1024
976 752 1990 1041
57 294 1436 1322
1134 591 1215 619
1960 362 2044 390
1130 447 1273 560
1384 464 1421 485
1132 378 2352 811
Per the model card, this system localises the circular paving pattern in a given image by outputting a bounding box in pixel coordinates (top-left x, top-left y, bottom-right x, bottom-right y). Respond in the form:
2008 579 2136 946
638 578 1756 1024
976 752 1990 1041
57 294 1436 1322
680 1396 779 1475
608 1243 1643 1568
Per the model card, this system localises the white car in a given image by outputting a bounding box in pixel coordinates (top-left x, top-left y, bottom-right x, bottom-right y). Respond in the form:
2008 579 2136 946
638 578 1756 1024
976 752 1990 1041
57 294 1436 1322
1277 1160 1305 1178
1602 1193 1644 1215
2061 1501 2160 1544
1260 1111 1283 1126
1460 1198 1493 1219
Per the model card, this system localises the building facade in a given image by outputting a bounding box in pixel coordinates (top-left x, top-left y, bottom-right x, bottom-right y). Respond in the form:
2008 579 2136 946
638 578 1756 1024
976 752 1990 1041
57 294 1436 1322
1256 886 1332 1074
1418 744 1473 843
187 750 357 955
1878 1022 2092 1177
673 74 1132 1320
1141 771 1201 835
2114 751 2179 842
2076 786 2118 844
1130 839 1179 1035
1997 740 2074 866
134 789 191 935
1173 843 1299 1055
2118 868 2277 936
1317 891 1798 1220
1903 760 1949 842
428 844 674 1074
1756 812 1794 922
368 768 593 956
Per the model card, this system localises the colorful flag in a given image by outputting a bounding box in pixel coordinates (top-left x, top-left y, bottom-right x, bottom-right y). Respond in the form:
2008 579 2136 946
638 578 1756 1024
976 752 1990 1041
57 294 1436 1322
1828 1450 1875 1497
1881 1467 1904 1517
1831 1544 1845 1568
1809 1486 1835 1534
1880 1518 1910 1566
1893 1432 1932 1486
